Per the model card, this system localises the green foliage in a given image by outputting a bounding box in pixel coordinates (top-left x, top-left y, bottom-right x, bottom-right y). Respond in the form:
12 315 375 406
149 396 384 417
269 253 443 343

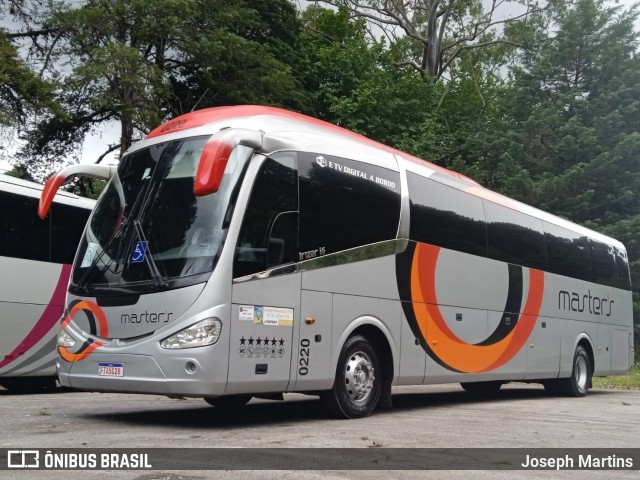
0 7 59 130
18 0 305 176
592 363 640 390
496 0 640 360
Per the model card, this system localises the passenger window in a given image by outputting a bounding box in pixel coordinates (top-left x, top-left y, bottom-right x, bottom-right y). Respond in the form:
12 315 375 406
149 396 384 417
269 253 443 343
0 191 50 262
233 155 298 278
298 153 401 256
544 222 592 282
590 240 617 287
613 246 631 290
407 172 487 256
50 203 91 264
485 202 546 270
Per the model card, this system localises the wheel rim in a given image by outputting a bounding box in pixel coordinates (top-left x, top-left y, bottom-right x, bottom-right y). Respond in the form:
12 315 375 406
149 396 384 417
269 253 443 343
344 351 375 403
574 355 588 391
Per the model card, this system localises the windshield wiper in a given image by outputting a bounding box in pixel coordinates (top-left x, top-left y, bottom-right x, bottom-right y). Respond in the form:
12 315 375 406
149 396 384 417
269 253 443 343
74 217 129 293
133 219 168 289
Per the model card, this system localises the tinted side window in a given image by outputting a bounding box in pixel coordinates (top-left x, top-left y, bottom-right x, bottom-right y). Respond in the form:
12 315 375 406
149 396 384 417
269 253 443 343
544 222 592 282
613 246 632 290
485 202 547 270
408 173 487 256
298 153 400 255
233 155 298 278
0 191 50 262
50 203 91 264
590 240 617 287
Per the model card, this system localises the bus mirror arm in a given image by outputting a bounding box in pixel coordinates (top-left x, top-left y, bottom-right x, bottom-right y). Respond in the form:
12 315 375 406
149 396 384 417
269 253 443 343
38 164 116 219
194 128 262 197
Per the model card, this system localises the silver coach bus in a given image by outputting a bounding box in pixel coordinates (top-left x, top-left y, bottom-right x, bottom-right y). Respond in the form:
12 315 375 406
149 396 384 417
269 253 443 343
39 106 634 418
0 173 94 391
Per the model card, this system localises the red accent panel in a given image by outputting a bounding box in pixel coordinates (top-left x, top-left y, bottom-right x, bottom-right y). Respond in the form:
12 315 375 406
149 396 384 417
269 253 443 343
146 105 477 185
38 174 65 219
0 264 71 368
194 138 235 196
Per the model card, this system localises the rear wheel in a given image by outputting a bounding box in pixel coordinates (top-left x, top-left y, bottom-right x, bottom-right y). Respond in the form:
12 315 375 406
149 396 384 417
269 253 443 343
544 345 591 397
322 335 382 419
204 395 252 408
561 345 591 397
460 381 503 394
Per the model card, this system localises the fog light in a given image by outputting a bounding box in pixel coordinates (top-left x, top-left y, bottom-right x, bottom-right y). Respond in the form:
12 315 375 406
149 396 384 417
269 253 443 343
160 318 222 349
57 329 76 348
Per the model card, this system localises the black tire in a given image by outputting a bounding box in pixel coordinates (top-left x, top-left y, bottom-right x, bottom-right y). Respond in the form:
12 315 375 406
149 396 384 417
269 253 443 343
203 394 252 408
322 334 382 419
558 345 592 397
0 377 57 393
460 381 503 394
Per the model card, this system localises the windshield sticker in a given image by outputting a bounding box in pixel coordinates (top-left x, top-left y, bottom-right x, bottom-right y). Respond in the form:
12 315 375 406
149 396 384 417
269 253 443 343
131 241 149 263
239 305 255 321
263 307 294 326
80 242 99 268
238 305 293 327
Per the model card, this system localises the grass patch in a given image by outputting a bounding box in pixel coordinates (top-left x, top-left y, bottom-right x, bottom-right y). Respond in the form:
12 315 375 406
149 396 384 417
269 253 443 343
593 364 640 390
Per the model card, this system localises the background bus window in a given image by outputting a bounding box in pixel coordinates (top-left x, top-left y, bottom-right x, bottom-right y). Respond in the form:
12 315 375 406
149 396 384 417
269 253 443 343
298 153 401 256
407 173 487 256
233 155 298 278
544 222 592 282
50 203 91 264
0 191 50 262
484 201 547 270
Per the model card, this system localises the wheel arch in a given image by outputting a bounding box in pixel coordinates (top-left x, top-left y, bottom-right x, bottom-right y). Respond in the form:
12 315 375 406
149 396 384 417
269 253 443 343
333 316 398 386
563 332 595 378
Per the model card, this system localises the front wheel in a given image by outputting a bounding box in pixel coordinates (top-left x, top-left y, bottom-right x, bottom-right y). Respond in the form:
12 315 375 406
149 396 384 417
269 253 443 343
321 335 382 419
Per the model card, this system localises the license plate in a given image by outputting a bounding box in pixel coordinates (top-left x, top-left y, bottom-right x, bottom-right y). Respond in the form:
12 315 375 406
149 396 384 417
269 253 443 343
98 362 124 377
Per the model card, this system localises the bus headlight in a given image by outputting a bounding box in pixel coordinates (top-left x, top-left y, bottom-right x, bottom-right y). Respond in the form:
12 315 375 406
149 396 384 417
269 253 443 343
160 318 222 349
57 329 76 348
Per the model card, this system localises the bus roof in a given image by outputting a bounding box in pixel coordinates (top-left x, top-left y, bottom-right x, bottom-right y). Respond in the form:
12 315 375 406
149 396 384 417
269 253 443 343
140 106 622 250
143 105 479 186
0 173 95 209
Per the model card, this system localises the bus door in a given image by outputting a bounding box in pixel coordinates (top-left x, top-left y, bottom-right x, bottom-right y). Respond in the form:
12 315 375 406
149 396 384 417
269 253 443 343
227 154 299 394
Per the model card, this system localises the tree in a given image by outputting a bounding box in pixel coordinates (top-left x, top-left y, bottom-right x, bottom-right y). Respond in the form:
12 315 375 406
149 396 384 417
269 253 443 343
18 0 305 177
0 0 59 161
318 0 551 80
499 0 640 359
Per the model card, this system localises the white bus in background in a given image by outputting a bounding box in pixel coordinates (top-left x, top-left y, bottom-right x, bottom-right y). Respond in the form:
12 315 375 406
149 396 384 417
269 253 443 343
0 173 94 392
39 106 634 418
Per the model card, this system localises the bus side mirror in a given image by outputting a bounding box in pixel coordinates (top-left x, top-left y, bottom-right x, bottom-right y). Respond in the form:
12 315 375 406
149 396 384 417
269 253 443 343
194 128 262 197
38 164 116 219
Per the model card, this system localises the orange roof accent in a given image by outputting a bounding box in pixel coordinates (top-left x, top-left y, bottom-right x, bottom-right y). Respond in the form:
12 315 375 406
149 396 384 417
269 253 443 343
146 105 478 185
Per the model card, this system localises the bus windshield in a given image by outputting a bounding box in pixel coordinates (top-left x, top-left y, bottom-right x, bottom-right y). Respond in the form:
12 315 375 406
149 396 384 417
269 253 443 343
70 136 252 295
